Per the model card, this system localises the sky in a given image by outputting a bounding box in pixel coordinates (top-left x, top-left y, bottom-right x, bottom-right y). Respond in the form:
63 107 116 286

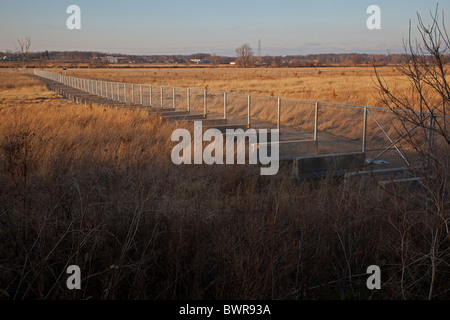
0 0 449 56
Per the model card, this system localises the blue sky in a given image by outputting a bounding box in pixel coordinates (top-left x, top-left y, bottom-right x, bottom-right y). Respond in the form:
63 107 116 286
0 0 448 56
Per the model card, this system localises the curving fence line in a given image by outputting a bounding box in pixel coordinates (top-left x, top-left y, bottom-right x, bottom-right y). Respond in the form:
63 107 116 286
33 68 445 167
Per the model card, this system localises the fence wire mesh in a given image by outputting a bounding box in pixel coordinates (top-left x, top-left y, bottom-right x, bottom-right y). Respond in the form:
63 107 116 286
34 69 444 167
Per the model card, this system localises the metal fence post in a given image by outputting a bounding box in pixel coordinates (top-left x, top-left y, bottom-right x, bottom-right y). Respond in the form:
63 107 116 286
150 85 152 107
117 83 120 101
161 86 163 108
173 87 175 109
131 84 134 104
314 102 319 141
105 82 108 99
140 84 143 105
204 90 207 116
224 92 227 119
248 94 251 128
277 98 281 132
314 102 319 153
362 106 367 153
187 88 190 112
124 83 127 103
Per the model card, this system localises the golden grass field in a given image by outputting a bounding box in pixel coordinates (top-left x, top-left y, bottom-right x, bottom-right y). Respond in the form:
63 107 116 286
0 69 181 170
61 66 409 107
49 66 436 157
0 68 448 300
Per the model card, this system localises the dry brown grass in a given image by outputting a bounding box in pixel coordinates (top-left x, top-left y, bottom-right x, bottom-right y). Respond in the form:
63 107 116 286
61 66 411 107
0 69 448 300
56 66 423 152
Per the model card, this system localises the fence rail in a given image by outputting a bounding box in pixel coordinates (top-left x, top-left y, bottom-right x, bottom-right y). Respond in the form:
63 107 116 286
33 69 445 167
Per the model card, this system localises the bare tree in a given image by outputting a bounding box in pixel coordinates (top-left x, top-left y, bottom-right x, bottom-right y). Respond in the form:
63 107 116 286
16 37 31 62
272 56 283 67
210 53 219 67
235 43 254 68
375 7 449 148
374 5 449 300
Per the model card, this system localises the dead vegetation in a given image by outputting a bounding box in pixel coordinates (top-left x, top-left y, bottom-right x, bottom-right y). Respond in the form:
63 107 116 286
61 66 411 108
0 70 448 300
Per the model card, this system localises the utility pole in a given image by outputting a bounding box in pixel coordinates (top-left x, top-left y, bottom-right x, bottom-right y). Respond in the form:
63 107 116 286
258 38 262 65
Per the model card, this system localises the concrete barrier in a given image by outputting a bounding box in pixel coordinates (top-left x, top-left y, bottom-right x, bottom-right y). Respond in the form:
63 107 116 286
343 166 421 189
148 109 190 116
257 139 318 160
207 124 250 133
344 167 415 180
293 152 366 179
161 114 207 121
199 119 228 126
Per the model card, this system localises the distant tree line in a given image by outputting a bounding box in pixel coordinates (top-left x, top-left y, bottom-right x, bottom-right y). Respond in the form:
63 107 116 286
2 48 448 68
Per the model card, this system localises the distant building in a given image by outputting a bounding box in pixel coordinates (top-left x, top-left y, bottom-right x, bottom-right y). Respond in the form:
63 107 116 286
102 56 119 64
1 56 19 61
229 61 236 65
190 59 210 64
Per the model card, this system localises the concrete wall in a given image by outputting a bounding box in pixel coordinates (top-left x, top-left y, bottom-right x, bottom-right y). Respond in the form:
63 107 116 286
293 152 366 179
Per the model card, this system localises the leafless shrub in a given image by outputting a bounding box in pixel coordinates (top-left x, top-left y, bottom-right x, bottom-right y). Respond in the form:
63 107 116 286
374 5 450 300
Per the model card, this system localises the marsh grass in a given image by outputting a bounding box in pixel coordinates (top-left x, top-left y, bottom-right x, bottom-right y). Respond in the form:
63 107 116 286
63 66 411 108
0 70 448 300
